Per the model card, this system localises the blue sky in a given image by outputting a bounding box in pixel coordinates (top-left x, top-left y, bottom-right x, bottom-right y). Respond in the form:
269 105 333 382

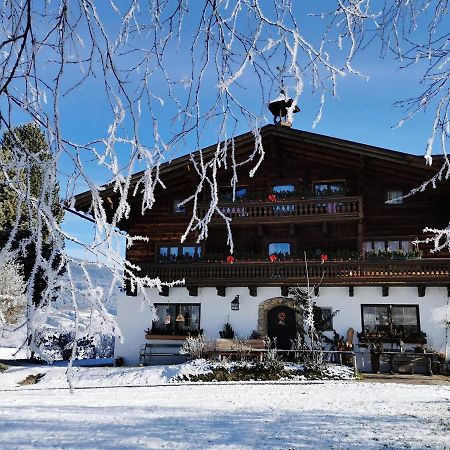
59 3 438 260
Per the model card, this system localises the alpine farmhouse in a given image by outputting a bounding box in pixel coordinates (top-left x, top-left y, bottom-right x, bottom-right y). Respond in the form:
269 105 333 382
75 123 450 370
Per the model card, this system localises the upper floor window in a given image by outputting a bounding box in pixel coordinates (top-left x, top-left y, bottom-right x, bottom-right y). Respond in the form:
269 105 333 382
268 242 291 256
312 180 346 196
386 190 403 204
273 184 295 193
364 240 414 253
220 186 248 201
235 187 247 199
158 245 202 262
361 304 420 337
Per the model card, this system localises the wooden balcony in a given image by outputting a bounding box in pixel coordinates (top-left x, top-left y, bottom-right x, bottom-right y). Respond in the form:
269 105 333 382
198 196 363 224
140 258 450 287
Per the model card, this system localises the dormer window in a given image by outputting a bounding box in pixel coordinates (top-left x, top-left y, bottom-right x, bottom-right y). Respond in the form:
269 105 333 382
386 190 403 204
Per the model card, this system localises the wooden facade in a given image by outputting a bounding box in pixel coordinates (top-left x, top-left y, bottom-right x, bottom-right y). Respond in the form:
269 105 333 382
75 125 450 289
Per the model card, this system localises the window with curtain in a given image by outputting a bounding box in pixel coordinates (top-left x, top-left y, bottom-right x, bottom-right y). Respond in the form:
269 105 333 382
152 304 201 334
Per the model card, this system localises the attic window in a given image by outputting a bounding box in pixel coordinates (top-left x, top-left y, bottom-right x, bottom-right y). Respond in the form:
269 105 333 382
386 190 403 204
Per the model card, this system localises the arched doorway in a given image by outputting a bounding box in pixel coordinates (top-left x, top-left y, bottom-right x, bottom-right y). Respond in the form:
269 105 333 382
267 305 297 349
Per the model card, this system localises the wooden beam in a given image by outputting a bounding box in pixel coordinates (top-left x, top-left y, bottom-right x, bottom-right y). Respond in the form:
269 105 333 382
281 285 290 297
314 286 320 297
289 223 296 236
249 286 258 297
216 286 226 297
418 286 426 297
187 286 198 297
159 285 169 297
382 285 389 297
348 286 354 297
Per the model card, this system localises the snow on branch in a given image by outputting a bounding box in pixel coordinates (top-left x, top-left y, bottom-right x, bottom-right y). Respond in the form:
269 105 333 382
0 1 449 382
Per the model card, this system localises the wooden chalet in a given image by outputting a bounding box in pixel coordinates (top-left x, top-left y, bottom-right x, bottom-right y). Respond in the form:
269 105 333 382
75 122 450 370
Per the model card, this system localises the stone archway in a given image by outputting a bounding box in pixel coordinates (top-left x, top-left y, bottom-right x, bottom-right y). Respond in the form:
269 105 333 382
257 297 301 338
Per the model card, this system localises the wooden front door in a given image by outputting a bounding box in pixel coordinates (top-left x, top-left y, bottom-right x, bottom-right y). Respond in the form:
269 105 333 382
267 305 296 350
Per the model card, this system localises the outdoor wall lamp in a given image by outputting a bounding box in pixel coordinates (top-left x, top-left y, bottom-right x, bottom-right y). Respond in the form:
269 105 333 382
231 295 240 311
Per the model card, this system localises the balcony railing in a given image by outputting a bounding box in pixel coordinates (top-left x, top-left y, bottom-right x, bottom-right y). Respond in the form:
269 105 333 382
198 196 363 223
140 258 450 286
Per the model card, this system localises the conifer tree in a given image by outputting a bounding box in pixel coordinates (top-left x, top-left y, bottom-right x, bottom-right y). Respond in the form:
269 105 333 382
0 124 64 306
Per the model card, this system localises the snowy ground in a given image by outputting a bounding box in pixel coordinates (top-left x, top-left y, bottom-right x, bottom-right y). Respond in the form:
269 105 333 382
1 362 450 449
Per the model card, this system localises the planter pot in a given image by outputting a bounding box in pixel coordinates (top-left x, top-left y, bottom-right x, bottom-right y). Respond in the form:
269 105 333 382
370 353 381 373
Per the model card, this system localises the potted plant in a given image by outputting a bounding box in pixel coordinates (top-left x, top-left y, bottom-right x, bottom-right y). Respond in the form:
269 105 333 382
219 322 235 339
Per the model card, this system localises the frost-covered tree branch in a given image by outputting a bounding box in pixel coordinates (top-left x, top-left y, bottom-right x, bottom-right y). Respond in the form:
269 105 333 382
0 1 448 378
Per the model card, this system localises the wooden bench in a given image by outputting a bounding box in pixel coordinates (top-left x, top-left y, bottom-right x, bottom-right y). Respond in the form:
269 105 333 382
381 352 433 375
211 338 266 360
139 342 186 365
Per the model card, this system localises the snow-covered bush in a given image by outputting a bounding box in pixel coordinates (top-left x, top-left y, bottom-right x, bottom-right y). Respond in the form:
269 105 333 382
180 335 208 360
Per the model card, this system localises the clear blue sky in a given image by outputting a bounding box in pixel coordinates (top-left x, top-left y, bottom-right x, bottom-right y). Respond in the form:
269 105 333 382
59 3 437 260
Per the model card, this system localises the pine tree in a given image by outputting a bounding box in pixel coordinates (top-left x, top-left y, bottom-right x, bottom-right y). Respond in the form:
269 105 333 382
0 124 64 306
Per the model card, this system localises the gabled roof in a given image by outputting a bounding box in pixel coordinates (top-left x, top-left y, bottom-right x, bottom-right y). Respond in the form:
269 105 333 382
74 124 442 211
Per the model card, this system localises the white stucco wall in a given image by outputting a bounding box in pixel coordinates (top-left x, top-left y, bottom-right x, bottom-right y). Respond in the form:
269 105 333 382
114 285 450 367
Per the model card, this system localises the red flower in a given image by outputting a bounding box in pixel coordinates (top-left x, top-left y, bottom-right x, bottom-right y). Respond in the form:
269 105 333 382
269 254 278 263
267 194 277 202
226 255 235 264
320 254 329 263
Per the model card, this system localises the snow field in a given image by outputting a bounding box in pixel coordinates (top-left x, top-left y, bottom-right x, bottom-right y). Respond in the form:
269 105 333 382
0 363 449 449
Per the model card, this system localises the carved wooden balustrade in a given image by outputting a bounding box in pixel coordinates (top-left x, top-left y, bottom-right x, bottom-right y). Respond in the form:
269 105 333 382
140 259 450 286
198 196 363 223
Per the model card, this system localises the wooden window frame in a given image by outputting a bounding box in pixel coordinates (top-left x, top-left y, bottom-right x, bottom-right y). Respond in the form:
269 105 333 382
156 244 203 262
152 303 201 334
360 304 421 339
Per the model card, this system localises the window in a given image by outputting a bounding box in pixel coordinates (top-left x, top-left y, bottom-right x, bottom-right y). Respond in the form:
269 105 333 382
220 187 248 201
401 240 413 252
158 245 202 262
174 200 186 213
387 240 399 251
364 240 416 254
153 303 201 334
386 190 403 204
312 180 346 196
361 304 420 337
316 307 333 331
235 187 247 199
273 184 295 193
268 242 291 256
